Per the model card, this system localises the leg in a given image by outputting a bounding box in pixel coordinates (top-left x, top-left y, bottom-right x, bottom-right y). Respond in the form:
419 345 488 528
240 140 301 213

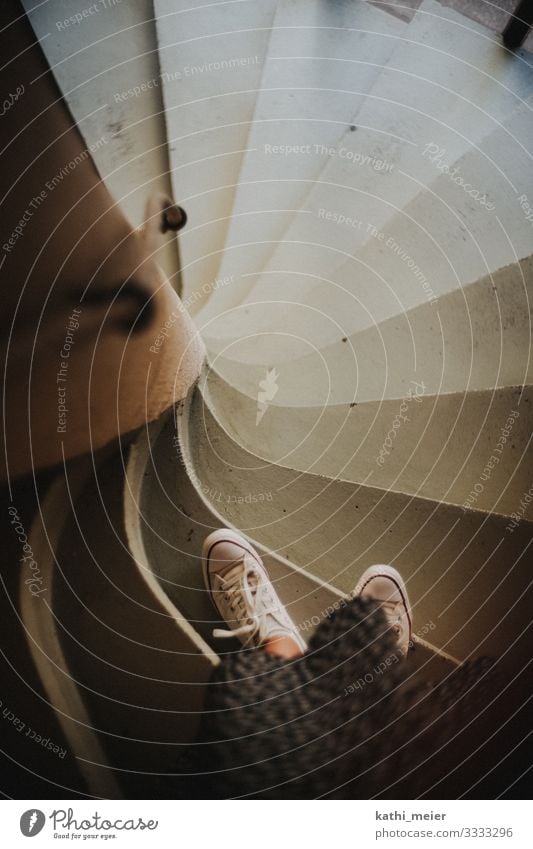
196 588 409 798
202 528 306 656
352 563 412 656
263 634 303 659
202 528 413 660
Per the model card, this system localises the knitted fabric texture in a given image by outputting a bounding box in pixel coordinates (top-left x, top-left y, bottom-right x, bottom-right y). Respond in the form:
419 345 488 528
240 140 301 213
166 598 526 799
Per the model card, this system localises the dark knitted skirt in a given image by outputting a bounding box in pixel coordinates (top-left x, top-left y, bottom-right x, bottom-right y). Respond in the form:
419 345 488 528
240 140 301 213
168 598 530 799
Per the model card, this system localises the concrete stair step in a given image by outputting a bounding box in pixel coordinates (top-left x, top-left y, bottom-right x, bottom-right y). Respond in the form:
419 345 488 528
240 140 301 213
185 388 532 667
23 428 460 799
201 255 533 407
231 0 533 313
130 405 343 652
129 403 460 706
20 0 533 797
202 370 532 516
347 94 533 313
155 0 278 305
196 0 408 320
200 94 533 344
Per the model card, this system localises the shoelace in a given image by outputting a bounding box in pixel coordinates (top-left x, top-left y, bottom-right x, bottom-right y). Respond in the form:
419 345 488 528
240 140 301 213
379 598 405 636
212 556 287 646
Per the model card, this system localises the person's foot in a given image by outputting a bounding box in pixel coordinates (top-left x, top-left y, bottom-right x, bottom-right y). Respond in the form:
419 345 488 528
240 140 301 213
202 528 307 653
352 564 412 656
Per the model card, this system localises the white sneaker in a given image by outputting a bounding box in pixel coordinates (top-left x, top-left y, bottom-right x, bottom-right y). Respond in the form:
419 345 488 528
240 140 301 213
202 528 307 652
352 564 412 656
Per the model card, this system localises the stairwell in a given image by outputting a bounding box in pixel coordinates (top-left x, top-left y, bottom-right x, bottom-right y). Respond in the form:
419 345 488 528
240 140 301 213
21 0 533 797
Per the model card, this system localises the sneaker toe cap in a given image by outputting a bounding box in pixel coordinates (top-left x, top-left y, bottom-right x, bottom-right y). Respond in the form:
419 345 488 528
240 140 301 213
359 575 403 604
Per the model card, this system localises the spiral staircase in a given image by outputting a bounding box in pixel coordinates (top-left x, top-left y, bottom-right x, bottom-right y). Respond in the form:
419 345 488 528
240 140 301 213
22 0 533 796
154 0 533 666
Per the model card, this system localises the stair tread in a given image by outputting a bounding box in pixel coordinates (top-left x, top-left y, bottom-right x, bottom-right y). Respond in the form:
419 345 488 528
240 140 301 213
155 0 278 304
201 256 533 408
136 408 344 652
202 369 532 516
202 0 408 317
187 390 533 665
201 83 533 347
234 0 533 312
